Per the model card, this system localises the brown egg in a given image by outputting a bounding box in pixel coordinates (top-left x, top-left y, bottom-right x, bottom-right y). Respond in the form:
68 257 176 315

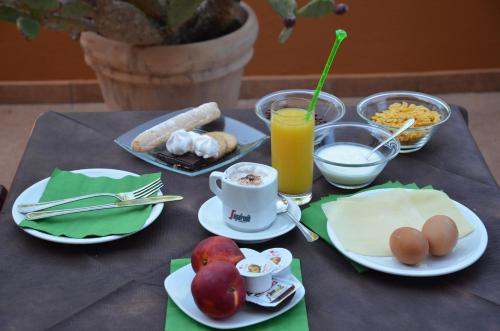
390 227 429 265
422 215 458 256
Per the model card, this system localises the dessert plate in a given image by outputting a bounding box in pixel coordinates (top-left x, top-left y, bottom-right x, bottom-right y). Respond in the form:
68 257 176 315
327 188 488 276
164 259 305 329
12 168 164 245
115 109 268 176
198 196 301 244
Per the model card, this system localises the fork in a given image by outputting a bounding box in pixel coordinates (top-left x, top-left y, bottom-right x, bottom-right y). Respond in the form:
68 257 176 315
17 178 163 213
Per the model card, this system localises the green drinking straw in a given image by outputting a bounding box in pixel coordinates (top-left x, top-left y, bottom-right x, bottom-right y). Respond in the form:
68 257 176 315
306 29 348 121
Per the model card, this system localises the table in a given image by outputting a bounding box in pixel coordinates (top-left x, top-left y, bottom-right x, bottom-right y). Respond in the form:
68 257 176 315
1 106 499 330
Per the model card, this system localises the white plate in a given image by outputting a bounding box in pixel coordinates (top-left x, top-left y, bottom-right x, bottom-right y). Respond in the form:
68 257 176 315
198 196 301 244
326 188 488 276
12 168 164 245
164 262 305 329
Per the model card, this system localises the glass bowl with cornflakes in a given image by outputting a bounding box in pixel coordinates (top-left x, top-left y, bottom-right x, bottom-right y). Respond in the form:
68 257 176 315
356 91 451 153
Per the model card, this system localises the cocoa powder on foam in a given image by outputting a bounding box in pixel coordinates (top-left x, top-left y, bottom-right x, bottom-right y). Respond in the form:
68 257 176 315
227 165 272 186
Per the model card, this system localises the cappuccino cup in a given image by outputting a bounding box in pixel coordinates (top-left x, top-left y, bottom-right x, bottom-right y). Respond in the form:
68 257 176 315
209 162 278 232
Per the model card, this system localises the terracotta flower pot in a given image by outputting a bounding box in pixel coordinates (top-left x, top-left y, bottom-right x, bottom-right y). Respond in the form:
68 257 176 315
80 3 258 111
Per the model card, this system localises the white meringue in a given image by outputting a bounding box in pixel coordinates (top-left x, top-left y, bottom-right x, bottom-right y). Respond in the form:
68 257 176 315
194 135 219 159
187 130 202 142
166 129 200 155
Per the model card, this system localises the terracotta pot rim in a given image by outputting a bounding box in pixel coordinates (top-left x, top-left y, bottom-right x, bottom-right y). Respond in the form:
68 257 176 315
81 2 257 50
92 51 253 85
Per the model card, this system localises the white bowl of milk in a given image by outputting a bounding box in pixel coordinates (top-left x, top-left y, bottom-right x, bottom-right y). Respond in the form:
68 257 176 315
314 123 401 189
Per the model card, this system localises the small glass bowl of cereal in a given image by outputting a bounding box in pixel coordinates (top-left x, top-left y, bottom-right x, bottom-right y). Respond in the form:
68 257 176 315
357 91 451 153
255 89 345 144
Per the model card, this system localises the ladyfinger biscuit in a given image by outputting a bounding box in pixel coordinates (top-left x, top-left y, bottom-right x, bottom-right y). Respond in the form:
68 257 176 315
131 102 221 152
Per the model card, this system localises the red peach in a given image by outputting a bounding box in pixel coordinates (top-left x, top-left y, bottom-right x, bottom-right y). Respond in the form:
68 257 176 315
191 236 244 273
191 261 246 319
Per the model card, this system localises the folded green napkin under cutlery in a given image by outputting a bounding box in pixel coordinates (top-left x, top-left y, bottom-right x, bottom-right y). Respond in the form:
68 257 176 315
19 169 165 238
301 181 433 273
165 258 309 331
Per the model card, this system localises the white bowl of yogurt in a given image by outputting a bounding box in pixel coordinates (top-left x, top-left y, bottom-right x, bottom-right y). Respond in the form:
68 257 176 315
314 123 400 189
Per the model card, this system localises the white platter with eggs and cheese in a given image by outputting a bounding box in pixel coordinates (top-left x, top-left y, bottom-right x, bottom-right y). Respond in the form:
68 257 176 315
326 188 488 276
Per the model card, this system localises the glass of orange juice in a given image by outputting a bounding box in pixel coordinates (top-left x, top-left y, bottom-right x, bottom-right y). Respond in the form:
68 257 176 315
271 97 315 205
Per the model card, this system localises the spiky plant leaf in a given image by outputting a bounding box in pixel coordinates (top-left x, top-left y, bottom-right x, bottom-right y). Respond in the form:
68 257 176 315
127 0 164 20
278 27 293 43
0 6 23 22
61 0 95 18
267 0 296 18
298 0 334 17
21 0 60 11
167 0 203 28
16 16 40 39
96 0 162 45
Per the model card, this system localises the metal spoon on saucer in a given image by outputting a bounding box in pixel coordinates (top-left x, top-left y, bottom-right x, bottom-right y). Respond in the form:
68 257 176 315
276 194 319 242
365 118 415 160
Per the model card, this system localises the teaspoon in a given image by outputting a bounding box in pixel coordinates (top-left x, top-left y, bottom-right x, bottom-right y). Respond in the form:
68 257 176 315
366 118 415 160
276 194 319 242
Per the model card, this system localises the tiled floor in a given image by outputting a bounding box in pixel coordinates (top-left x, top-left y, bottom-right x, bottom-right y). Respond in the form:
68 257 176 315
1 92 498 190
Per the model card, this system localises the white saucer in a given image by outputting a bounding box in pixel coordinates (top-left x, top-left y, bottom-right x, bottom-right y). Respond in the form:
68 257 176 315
164 250 305 329
198 196 301 244
12 168 164 245
327 188 488 277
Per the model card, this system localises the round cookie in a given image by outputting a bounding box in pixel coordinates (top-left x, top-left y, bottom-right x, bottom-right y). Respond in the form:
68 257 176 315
206 132 227 158
219 132 238 153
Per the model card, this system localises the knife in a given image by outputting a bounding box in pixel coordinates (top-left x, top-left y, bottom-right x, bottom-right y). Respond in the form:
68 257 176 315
25 195 183 221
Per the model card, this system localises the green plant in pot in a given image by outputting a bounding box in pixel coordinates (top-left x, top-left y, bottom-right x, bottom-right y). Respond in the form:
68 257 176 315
0 0 347 110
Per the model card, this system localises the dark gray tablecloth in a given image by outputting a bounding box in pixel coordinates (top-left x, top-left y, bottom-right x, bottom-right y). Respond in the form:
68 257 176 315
1 106 499 331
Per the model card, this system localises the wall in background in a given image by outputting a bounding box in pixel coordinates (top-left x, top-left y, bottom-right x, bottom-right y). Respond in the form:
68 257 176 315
0 0 499 80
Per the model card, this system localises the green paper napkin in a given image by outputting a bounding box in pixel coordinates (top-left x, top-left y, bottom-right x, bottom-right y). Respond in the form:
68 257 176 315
301 182 434 272
19 169 161 238
165 259 309 331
